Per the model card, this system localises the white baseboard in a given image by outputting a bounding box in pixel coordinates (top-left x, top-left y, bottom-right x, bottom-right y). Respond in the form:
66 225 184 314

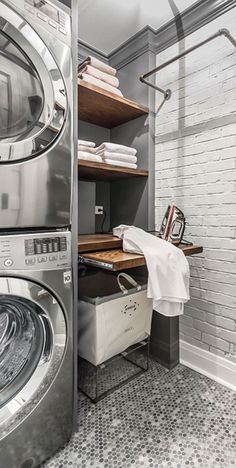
180 340 236 393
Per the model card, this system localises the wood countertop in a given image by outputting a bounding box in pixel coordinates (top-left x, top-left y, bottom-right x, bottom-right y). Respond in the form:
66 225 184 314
78 234 203 271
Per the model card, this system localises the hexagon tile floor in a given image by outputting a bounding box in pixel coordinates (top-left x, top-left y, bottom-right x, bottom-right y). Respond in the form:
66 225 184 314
43 360 236 468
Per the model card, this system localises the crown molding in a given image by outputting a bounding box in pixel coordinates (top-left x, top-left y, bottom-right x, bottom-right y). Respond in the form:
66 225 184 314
108 26 157 69
78 39 109 63
148 0 236 56
78 0 236 68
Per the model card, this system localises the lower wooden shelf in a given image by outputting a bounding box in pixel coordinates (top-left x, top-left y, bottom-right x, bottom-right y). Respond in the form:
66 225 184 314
80 249 144 271
78 234 203 272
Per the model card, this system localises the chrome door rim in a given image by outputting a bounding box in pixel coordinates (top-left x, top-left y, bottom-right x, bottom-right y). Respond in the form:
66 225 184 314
0 3 67 162
0 277 66 431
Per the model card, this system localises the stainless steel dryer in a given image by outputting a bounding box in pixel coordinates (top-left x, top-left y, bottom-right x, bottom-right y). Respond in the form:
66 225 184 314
0 231 74 468
0 0 73 230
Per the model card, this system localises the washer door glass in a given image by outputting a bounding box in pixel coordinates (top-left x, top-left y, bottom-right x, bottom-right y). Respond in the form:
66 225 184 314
0 33 44 140
0 296 45 407
0 3 68 162
0 277 67 429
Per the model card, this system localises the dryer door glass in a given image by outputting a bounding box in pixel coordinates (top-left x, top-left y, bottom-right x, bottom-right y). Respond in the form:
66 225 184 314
0 2 68 162
0 296 45 407
0 33 44 140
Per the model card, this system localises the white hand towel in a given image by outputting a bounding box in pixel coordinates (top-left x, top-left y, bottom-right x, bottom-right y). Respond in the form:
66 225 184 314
78 56 117 76
113 225 190 317
78 151 103 163
78 145 96 154
80 65 119 88
96 142 137 156
78 74 123 97
78 139 95 148
103 159 137 169
96 151 137 164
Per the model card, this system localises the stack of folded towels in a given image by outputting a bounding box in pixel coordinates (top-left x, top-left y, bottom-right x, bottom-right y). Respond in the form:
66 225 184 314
95 142 138 169
78 56 123 97
78 139 103 163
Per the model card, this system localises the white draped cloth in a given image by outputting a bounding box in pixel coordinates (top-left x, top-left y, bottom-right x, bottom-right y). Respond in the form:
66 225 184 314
113 225 190 317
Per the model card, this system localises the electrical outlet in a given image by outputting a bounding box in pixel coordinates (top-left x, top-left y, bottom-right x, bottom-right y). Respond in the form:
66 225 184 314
95 205 104 215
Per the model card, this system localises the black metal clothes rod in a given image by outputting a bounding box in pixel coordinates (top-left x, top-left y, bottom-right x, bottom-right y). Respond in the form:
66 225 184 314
139 28 236 101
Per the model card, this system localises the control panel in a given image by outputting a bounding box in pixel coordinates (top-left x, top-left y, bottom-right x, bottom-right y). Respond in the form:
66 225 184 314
0 232 71 271
23 0 70 37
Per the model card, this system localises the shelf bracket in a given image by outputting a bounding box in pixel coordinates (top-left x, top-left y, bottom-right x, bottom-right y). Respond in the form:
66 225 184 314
139 28 236 101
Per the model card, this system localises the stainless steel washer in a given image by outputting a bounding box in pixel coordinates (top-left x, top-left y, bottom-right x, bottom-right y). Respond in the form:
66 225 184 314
0 0 73 230
0 231 74 468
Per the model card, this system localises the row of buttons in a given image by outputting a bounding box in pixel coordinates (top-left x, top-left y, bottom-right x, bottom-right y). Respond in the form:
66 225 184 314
24 4 67 35
3 253 67 267
25 253 67 265
25 237 67 256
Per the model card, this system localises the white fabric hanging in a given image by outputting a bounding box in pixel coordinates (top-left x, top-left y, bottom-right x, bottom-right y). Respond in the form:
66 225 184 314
113 225 190 317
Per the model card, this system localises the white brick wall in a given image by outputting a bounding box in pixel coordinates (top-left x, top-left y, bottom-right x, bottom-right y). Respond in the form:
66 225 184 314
155 8 236 363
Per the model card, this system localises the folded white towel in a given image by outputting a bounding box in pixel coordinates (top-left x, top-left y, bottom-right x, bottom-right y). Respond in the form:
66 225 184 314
78 139 95 148
78 56 117 76
96 143 137 156
97 151 137 164
78 145 96 154
78 74 123 97
78 151 103 163
80 65 119 88
103 159 137 169
113 225 190 317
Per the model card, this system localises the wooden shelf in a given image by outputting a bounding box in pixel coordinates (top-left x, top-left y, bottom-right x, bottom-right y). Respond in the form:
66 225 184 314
175 244 203 256
78 234 122 253
80 245 203 272
80 249 145 271
78 160 148 182
78 79 149 128
78 234 203 271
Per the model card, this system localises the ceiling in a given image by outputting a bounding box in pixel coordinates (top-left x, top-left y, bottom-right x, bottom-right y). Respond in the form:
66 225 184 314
78 0 199 54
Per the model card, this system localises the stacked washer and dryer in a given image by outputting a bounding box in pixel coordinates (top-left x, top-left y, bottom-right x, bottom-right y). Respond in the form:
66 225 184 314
0 0 76 467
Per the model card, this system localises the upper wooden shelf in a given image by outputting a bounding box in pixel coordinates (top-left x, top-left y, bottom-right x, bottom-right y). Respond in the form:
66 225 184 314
78 234 122 253
78 160 148 182
78 79 149 128
78 233 203 256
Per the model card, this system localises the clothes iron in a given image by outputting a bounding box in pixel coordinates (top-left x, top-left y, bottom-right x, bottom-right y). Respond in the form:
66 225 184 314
159 204 186 244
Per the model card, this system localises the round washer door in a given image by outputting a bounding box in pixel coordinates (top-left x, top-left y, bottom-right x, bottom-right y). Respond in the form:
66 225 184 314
0 277 66 430
0 3 68 162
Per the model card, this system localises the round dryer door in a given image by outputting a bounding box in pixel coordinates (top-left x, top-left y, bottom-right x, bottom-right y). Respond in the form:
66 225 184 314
0 3 67 162
0 277 66 429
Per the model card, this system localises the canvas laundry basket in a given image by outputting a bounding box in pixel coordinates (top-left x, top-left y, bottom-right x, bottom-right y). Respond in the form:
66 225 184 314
78 272 153 366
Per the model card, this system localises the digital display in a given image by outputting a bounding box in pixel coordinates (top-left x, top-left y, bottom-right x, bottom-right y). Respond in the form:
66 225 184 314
26 0 60 23
25 237 67 256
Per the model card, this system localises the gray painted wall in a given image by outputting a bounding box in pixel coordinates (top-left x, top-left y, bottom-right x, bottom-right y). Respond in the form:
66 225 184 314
110 51 155 230
78 181 95 234
78 121 110 233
